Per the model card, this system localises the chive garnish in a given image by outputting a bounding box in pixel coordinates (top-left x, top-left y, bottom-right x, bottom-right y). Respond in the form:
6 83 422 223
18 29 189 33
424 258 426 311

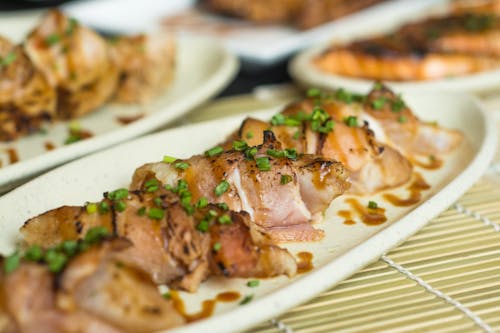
196 220 209 232
218 214 232 224
247 280 260 288
205 146 224 157
45 33 60 46
215 180 230 197
3 252 20 273
280 174 293 185
163 155 176 163
256 157 271 171
174 161 190 170
239 294 253 305
86 202 97 214
213 242 222 252
148 208 165 220
368 201 378 209
344 116 358 127
233 140 248 151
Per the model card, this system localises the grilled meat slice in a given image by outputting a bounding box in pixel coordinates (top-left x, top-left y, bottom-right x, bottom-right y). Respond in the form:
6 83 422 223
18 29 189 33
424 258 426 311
109 33 175 103
1 239 184 333
202 0 385 29
363 84 463 156
399 14 500 57
314 34 500 81
132 132 349 241
24 10 119 118
235 95 411 194
0 36 56 141
21 188 296 291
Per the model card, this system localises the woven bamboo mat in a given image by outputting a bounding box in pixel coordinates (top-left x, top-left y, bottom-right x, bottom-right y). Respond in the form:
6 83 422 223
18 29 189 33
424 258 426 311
184 89 500 333
245 179 500 333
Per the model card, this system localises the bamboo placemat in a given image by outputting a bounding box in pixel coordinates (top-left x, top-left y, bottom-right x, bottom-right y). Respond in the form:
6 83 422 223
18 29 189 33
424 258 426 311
185 89 500 333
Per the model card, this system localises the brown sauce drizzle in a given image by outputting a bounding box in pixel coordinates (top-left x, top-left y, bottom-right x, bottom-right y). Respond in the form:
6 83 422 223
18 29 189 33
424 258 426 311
345 198 387 226
44 141 56 151
338 210 356 225
6 148 19 164
116 114 144 125
410 156 443 170
297 251 314 274
383 172 431 207
170 290 241 323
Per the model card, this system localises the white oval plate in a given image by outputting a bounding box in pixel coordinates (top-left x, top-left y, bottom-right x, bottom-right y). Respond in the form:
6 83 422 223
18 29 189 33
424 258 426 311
0 92 496 333
289 43 500 94
0 36 239 193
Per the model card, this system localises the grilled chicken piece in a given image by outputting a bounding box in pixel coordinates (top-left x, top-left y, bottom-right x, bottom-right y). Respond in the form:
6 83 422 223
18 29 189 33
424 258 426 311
203 0 385 29
21 188 296 291
363 84 463 156
0 36 56 141
235 97 411 194
132 132 349 241
109 33 175 103
314 34 500 81
314 12 500 81
0 239 184 333
399 14 500 57
24 10 119 118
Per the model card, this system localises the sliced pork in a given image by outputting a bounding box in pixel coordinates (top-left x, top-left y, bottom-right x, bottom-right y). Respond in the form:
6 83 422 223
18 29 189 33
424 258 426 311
0 238 184 333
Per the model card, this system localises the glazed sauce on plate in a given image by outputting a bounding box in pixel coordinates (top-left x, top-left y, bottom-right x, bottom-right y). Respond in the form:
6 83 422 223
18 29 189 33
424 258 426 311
170 290 241 322
383 172 430 207
338 210 356 225
410 156 443 170
44 141 56 151
297 251 314 274
345 198 387 226
116 114 144 125
6 148 19 164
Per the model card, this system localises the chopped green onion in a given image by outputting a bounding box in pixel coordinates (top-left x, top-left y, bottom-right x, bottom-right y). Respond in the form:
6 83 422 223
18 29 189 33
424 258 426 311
98 201 110 214
115 200 126 212
24 246 43 261
137 207 146 216
65 18 78 35
397 115 407 124
215 180 230 197
391 97 405 112
233 140 248 151
0 52 16 66
218 214 232 224
84 227 109 243
280 174 293 185
306 88 321 98
4 252 20 273
217 202 229 211
196 220 209 232
335 88 354 104
256 157 271 171
373 82 384 90
239 294 253 305
86 202 97 214
245 131 254 139
293 131 301 140
205 146 224 157
144 178 159 192
247 280 260 288
371 97 386 110
45 33 60 46
162 292 171 299
196 197 209 209
163 155 176 163
107 188 128 201
208 209 218 217
271 114 285 126
174 161 190 170
213 242 222 252
61 240 78 256
244 147 257 160
45 249 67 273
344 116 358 127
148 208 165 220
368 201 378 209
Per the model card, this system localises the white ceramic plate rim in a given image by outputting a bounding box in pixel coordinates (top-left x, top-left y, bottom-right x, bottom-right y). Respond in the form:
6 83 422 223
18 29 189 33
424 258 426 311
0 36 239 192
289 43 500 94
0 93 496 332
